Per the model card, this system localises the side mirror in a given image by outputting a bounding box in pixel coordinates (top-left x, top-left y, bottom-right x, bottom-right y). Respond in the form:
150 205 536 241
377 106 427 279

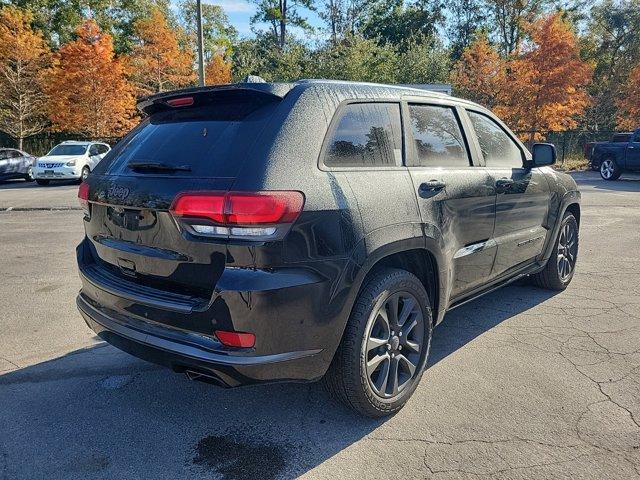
532 143 556 167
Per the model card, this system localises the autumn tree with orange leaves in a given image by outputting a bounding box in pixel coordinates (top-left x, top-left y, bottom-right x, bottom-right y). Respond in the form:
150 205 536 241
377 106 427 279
46 20 136 138
452 35 505 109
616 65 640 130
0 6 52 149
205 54 232 85
496 14 592 140
454 14 592 141
127 8 196 95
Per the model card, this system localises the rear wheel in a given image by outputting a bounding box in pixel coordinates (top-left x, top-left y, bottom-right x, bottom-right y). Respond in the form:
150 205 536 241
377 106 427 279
323 268 432 417
35 179 49 186
530 212 579 290
600 158 621 180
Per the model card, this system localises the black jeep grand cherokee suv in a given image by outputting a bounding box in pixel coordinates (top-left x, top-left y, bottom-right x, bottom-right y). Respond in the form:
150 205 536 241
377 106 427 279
76 80 581 417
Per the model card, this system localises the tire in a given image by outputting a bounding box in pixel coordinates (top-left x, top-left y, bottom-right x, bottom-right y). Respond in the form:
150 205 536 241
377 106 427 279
323 268 433 417
530 212 579 290
80 166 90 183
23 166 34 182
600 158 621 180
35 179 50 186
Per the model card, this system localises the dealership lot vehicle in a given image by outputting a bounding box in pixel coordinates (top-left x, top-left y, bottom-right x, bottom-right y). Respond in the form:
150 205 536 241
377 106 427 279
33 140 110 185
0 171 638 479
0 148 36 182
76 81 581 417
591 127 640 180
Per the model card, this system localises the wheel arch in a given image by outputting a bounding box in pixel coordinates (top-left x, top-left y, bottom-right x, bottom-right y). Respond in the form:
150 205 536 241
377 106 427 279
344 234 449 328
565 202 580 226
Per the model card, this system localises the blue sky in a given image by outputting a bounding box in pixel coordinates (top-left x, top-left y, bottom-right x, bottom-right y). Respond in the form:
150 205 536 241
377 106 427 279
200 0 323 37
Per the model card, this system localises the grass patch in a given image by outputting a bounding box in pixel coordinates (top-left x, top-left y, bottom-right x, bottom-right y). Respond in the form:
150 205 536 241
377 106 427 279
553 155 590 172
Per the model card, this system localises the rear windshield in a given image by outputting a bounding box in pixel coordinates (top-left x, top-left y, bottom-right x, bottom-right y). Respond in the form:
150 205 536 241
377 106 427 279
48 145 87 156
94 98 279 178
612 134 631 143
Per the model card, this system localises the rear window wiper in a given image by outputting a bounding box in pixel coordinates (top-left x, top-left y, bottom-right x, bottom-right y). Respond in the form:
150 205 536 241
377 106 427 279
127 161 192 172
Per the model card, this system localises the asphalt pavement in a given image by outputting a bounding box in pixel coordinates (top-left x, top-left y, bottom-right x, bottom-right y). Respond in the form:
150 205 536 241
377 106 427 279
0 171 639 479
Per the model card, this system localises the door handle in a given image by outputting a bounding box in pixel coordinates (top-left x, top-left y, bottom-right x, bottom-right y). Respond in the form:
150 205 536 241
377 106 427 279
418 180 446 196
495 178 515 193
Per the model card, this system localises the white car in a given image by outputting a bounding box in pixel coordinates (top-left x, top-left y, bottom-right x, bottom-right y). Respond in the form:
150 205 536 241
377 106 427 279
33 141 111 185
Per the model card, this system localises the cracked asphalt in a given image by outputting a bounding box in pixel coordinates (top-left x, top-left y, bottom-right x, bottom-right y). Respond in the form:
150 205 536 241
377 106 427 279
1 171 639 479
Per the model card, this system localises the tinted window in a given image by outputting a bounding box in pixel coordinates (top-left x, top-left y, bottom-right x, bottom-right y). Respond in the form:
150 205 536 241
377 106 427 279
612 134 631 143
89 145 100 156
468 111 523 167
408 104 469 167
325 103 402 167
0 151 8 160
7 150 21 158
96 100 278 177
97 144 109 154
48 145 88 156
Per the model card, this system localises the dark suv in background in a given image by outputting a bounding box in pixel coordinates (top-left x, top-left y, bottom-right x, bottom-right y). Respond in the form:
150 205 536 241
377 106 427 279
76 80 581 417
590 128 640 180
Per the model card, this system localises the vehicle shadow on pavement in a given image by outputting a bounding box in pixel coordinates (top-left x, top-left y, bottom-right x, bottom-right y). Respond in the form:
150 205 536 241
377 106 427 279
0 179 78 190
429 284 558 367
0 284 557 480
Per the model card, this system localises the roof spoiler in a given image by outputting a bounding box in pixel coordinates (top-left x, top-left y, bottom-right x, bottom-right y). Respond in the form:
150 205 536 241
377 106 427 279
136 83 295 116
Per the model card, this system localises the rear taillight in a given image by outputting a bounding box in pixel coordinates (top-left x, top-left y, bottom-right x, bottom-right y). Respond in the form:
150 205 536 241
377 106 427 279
215 330 256 348
78 182 90 217
170 191 304 240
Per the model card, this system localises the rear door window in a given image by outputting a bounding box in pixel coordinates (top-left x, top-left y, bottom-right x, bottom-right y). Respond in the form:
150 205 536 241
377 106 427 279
408 104 470 167
468 111 523 168
324 103 403 168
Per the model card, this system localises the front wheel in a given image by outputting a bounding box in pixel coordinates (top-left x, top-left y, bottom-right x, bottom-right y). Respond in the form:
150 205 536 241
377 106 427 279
23 166 34 181
600 158 621 180
530 212 579 290
323 268 433 417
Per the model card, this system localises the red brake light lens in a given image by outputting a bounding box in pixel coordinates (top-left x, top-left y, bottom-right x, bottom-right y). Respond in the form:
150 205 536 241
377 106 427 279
171 193 225 223
166 96 194 107
171 191 304 225
78 182 90 215
226 192 304 225
215 330 256 348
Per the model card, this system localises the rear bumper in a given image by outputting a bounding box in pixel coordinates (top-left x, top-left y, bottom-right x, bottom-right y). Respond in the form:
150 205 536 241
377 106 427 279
77 293 324 387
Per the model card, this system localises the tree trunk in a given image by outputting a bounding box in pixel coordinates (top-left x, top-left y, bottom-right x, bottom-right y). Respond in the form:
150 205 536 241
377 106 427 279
279 0 287 49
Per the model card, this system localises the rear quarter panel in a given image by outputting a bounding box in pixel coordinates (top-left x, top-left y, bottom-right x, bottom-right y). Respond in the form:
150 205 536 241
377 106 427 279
233 84 437 365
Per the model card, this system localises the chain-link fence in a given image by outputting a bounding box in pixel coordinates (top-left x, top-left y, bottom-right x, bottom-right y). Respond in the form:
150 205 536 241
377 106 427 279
0 131 120 156
515 130 619 164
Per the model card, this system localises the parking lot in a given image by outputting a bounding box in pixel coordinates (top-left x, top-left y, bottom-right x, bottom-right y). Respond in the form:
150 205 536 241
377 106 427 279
1 171 639 479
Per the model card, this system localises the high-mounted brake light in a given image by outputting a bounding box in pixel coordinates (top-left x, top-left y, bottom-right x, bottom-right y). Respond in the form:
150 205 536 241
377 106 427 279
78 182 90 216
215 330 256 348
166 96 194 107
170 191 304 240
